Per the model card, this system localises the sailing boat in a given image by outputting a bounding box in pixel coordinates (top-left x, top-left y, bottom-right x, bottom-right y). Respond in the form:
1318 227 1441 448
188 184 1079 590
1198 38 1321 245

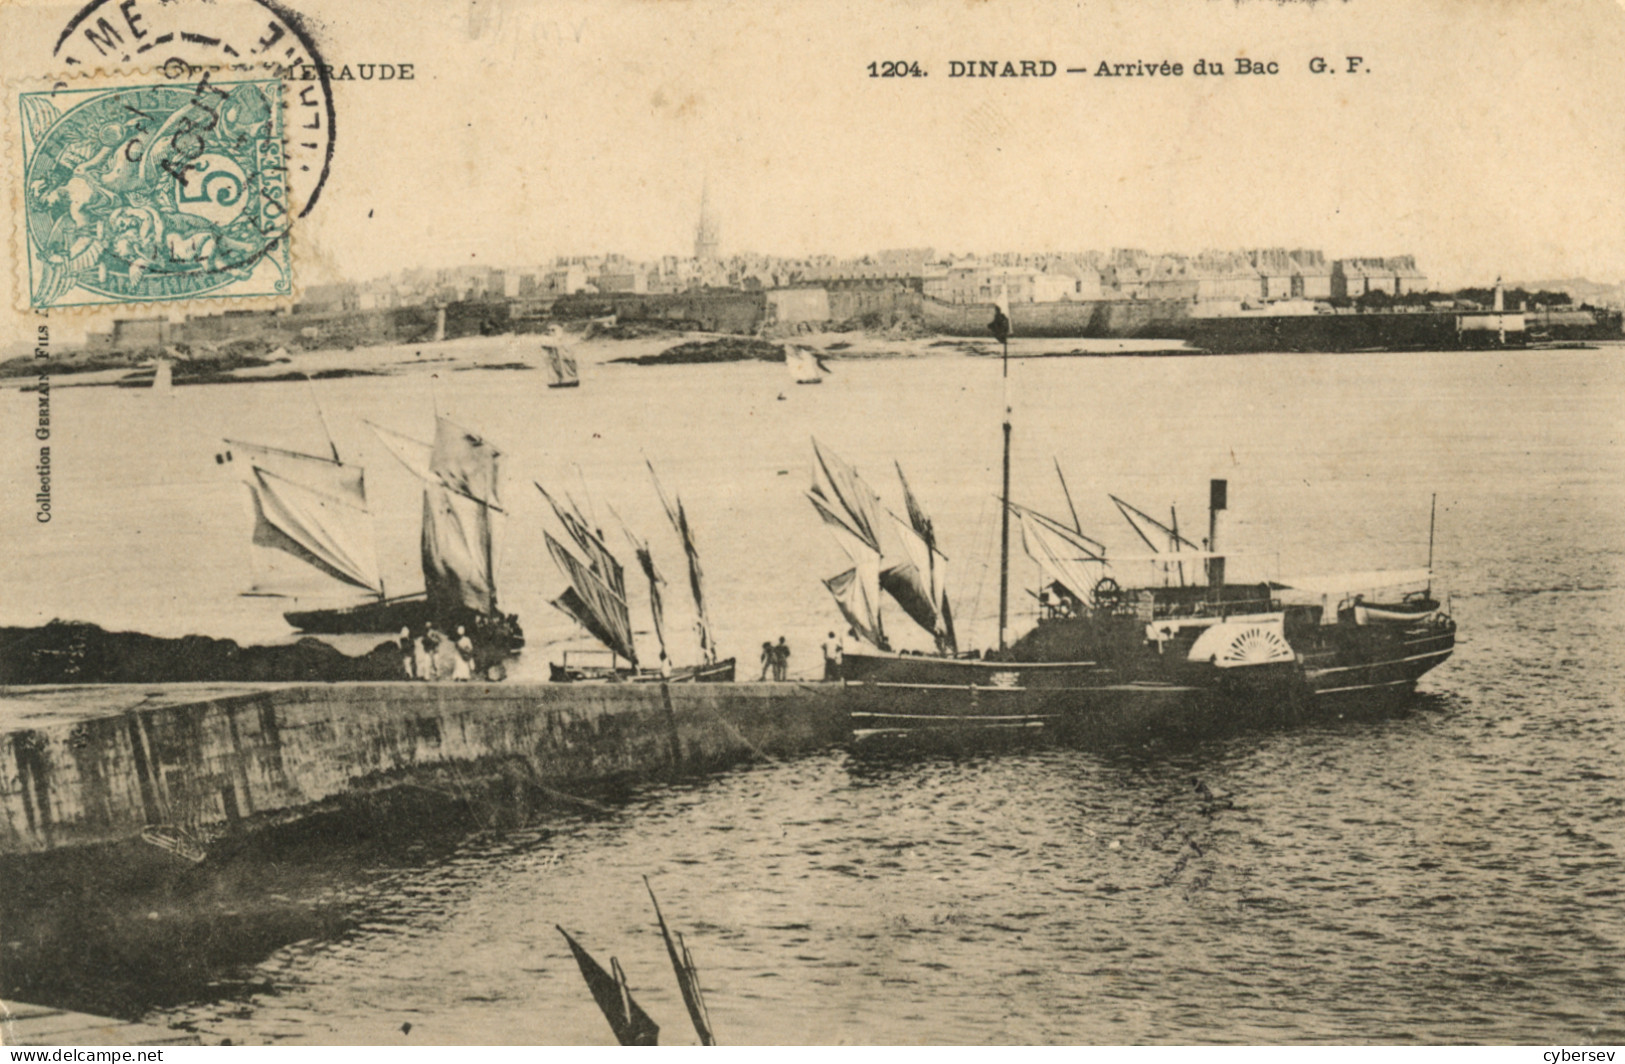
540 480 735 683
556 926 660 1045
220 433 385 607
785 346 829 385
806 440 958 659
543 340 580 388
829 300 1456 734
281 415 524 660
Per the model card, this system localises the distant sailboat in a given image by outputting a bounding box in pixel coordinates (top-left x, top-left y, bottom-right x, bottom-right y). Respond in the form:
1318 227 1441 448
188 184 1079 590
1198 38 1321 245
785 346 829 384
544 342 580 388
542 326 581 388
117 356 175 389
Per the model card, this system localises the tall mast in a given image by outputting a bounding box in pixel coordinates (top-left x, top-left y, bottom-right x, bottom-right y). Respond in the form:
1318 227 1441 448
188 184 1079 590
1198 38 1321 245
1426 492 1437 596
1054 457 1082 534
995 292 1012 652
304 374 341 464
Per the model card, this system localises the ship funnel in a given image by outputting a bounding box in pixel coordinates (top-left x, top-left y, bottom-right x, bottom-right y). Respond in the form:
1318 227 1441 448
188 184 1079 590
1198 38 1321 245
1207 479 1227 589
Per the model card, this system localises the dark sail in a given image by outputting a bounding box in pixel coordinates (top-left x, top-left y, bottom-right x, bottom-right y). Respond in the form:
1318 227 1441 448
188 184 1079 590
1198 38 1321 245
894 463 957 654
645 878 715 1046
649 462 717 664
555 927 659 1046
368 417 504 616
634 543 669 665
421 483 495 615
879 562 941 640
544 530 637 665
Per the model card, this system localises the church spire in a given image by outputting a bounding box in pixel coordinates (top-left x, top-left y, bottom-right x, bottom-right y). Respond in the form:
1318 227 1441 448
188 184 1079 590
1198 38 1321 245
694 178 720 261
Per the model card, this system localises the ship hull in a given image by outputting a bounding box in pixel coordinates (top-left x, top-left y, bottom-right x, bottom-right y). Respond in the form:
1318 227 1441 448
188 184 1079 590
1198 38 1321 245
839 610 1455 737
549 657 737 684
285 594 433 634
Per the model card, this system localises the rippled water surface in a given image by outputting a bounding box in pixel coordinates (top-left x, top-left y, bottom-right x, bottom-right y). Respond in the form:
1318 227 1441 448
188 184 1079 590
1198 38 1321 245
3 344 1622 1043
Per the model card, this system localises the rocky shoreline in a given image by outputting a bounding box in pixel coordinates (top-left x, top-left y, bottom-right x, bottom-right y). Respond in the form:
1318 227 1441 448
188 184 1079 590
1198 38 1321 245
0 621 403 685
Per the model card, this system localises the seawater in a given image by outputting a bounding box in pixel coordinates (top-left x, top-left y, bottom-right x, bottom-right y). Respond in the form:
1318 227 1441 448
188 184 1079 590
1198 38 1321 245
2 345 1622 1043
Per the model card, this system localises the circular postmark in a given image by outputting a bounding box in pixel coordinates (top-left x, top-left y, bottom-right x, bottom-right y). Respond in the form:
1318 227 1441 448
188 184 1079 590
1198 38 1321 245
49 0 336 218
22 74 292 305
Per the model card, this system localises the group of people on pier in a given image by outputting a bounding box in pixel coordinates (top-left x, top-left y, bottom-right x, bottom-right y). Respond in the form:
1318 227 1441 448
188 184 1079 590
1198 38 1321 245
398 623 476 682
759 636 791 681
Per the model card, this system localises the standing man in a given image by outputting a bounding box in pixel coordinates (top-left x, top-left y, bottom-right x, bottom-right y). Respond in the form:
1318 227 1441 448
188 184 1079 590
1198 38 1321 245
759 640 774 681
399 627 416 680
821 631 844 681
774 636 791 681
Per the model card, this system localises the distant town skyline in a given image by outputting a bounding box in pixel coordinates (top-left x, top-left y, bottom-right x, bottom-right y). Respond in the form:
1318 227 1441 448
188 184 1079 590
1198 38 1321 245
4 0 1623 346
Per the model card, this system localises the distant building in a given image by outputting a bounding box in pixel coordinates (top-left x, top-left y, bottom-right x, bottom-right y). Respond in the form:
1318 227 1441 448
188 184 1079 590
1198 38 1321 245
1248 249 1297 301
1332 256 1429 299
1104 249 1154 299
111 318 171 348
542 265 590 296
595 270 648 294
1289 249 1333 300
766 287 831 325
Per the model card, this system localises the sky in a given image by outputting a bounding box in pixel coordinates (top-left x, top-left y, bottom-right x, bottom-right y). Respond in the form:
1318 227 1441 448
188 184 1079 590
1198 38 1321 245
4 0 1625 334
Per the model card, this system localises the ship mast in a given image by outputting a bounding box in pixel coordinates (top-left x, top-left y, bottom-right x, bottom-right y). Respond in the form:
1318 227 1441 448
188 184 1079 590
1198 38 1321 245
1426 492 1437 597
994 292 1012 651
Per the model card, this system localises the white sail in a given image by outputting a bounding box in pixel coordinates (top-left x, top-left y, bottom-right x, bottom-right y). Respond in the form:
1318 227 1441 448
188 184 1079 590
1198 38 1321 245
226 439 366 504
809 439 884 553
431 416 502 510
786 346 826 384
1019 509 1107 605
544 344 579 386
366 421 435 484
223 437 378 597
824 559 885 649
248 465 382 594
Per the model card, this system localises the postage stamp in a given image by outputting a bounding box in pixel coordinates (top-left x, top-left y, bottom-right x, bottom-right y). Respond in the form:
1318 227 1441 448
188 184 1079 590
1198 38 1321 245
10 69 292 311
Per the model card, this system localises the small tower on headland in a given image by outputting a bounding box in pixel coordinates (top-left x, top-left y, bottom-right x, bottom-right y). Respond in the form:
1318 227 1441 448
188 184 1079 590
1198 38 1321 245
694 179 720 262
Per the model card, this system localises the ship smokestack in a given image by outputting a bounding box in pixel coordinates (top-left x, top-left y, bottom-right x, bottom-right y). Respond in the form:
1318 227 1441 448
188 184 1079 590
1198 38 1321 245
1207 479 1227 590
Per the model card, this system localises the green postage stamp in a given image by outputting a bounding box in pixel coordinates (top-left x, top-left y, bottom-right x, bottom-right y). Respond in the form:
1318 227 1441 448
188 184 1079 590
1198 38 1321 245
11 71 292 311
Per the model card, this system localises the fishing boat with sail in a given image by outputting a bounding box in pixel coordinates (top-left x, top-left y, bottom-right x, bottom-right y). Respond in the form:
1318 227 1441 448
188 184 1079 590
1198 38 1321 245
785 346 829 385
543 334 580 388
540 467 734 683
256 412 522 662
823 303 1457 735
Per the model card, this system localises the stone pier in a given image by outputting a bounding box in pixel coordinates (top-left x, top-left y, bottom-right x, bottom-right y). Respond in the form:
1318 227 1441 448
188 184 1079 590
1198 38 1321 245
1 681 849 863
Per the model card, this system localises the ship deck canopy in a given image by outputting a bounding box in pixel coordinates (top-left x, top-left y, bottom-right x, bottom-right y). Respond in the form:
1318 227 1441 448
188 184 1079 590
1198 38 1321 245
1274 568 1434 598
